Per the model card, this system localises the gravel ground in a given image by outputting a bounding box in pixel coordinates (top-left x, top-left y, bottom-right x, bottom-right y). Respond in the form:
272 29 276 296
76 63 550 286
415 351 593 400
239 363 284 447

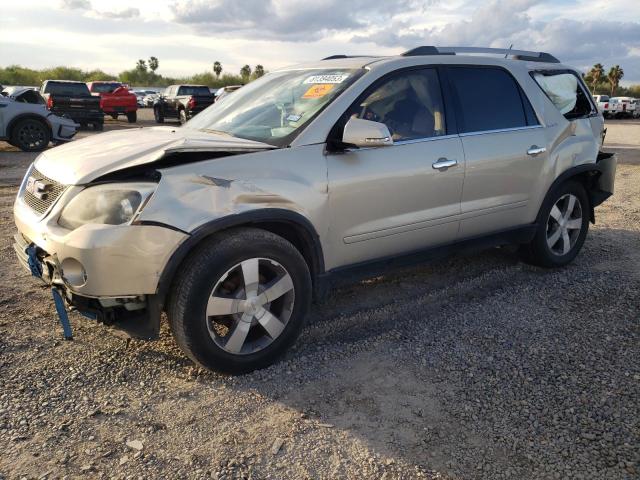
0 113 639 479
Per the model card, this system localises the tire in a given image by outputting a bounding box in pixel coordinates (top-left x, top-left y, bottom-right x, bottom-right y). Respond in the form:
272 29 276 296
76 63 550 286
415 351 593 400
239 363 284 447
93 121 103 131
126 111 137 123
520 180 590 268
154 107 164 124
10 118 51 152
168 228 312 374
179 109 187 125
110 114 118 120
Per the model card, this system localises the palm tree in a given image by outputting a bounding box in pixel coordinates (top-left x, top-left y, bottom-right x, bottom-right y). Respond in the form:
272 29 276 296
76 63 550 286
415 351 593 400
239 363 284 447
213 61 222 78
588 63 604 94
254 64 265 78
240 64 252 80
608 65 624 97
148 56 159 73
136 59 147 72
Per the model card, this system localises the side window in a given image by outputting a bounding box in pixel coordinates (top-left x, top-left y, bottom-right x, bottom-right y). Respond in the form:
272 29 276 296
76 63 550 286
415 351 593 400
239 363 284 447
448 67 530 133
533 72 593 119
348 69 446 141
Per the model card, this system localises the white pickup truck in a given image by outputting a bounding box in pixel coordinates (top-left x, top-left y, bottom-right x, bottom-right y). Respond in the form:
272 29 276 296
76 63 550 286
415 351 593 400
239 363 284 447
593 95 617 118
609 97 638 118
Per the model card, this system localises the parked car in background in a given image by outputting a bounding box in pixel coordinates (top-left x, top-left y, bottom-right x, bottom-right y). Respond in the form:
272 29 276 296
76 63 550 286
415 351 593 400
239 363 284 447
134 91 146 108
609 97 637 118
593 94 615 117
0 86 78 151
13 47 616 373
87 81 138 123
40 80 103 130
153 85 214 124
143 92 160 108
214 85 242 103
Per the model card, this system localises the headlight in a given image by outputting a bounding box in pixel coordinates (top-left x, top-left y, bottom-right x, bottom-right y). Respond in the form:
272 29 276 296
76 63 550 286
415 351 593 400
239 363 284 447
58 183 157 230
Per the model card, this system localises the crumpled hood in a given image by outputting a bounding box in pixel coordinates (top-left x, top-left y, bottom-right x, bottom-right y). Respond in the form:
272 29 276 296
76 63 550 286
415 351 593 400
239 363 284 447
34 126 275 185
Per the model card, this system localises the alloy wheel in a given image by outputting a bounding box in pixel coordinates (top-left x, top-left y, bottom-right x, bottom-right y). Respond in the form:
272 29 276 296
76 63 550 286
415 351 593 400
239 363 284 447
18 121 46 149
546 193 583 256
205 257 295 355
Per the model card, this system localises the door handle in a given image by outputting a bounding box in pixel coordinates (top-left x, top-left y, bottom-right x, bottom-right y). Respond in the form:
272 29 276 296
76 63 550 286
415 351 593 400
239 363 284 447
432 158 457 171
527 145 547 156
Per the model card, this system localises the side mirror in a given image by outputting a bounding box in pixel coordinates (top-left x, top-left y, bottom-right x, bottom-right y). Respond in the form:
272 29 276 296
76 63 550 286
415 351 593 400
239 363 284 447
342 117 393 148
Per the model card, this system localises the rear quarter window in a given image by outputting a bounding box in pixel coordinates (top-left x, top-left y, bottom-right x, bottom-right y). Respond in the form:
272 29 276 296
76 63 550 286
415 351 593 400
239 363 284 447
532 71 594 119
448 67 534 133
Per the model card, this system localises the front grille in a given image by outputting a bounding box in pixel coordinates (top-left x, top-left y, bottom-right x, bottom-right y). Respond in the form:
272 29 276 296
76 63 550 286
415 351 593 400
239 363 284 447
22 167 67 216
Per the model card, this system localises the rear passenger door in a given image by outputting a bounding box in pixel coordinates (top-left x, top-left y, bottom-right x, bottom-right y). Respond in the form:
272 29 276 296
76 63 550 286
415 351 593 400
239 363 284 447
447 66 547 238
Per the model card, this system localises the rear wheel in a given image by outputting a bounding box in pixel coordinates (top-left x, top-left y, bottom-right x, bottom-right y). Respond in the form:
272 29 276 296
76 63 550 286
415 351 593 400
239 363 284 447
126 111 137 123
168 228 311 374
154 107 164 123
93 121 103 131
110 113 119 120
520 181 589 268
10 118 51 152
179 109 187 125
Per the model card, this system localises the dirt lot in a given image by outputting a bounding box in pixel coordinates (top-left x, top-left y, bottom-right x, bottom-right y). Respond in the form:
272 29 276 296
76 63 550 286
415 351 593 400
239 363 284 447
0 113 638 479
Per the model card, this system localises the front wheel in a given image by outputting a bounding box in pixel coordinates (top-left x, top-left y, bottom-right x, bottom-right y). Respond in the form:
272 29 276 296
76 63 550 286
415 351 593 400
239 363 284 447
520 181 589 268
126 111 137 123
10 118 51 152
168 228 312 374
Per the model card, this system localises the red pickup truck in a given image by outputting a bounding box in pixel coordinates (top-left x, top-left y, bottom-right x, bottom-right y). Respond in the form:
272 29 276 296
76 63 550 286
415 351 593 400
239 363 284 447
87 81 138 123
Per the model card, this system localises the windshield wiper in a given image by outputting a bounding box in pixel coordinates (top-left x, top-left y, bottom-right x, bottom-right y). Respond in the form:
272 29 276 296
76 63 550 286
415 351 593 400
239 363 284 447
199 128 236 138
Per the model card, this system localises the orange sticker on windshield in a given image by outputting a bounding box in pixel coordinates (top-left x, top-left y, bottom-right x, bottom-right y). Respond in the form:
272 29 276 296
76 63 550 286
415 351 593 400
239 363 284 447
302 84 334 99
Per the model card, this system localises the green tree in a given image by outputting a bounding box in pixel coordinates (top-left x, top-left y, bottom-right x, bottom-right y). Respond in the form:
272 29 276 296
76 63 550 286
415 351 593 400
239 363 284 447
240 64 251 80
253 64 265 78
136 59 147 72
148 56 159 73
607 65 624 96
588 63 605 94
213 61 222 78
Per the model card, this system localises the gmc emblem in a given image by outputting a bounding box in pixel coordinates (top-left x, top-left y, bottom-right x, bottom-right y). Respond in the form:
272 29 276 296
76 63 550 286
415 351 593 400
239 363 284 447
26 177 51 200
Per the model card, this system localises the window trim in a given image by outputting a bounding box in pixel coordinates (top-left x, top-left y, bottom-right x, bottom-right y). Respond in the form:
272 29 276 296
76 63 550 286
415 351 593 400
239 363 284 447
445 64 540 136
326 64 454 150
529 69 598 120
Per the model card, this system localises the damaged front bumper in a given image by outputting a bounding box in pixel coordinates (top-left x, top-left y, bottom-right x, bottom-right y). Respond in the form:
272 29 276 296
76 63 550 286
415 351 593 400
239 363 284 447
13 198 188 339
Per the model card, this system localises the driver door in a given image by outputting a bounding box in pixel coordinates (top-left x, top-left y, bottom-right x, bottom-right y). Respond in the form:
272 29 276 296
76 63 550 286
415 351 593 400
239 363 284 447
325 68 465 269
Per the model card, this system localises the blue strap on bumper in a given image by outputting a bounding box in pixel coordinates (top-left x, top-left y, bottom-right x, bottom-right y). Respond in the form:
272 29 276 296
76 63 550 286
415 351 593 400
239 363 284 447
52 288 73 340
26 245 42 278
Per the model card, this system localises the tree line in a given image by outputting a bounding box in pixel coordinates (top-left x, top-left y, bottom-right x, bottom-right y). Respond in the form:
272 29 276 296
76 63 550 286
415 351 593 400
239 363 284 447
2 57 639 97
0 57 266 88
583 64 639 97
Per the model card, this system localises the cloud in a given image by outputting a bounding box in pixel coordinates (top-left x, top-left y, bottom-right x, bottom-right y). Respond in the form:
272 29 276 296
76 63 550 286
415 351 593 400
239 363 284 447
172 0 434 41
60 0 91 10
96 7 141 19
59 0 140 20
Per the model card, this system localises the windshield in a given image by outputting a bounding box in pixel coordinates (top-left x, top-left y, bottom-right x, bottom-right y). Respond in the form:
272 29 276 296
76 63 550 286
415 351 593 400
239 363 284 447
185 68 364 146
44 82 91 96
91 82 122 93
178 86 212 96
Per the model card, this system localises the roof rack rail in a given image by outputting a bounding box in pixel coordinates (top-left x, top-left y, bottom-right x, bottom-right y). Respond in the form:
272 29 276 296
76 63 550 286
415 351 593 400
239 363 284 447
401 46 560 63
321 54 378 60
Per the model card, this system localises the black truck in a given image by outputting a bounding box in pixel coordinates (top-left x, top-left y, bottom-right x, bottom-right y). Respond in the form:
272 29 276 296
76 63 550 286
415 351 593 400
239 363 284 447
153 85 214 124
40 80 103 130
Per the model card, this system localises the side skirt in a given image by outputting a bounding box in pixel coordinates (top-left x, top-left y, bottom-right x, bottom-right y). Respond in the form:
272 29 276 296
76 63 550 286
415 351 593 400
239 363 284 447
315 224 537 299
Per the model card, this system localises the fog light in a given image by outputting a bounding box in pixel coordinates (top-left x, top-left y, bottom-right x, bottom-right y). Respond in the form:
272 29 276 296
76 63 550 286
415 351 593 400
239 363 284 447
61 258 87 287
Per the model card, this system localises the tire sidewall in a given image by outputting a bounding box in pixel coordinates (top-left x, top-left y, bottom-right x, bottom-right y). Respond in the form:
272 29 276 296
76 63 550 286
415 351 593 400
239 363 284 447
179 109 187 125
170 231 311 373
12 119 50 152
533 181 590 267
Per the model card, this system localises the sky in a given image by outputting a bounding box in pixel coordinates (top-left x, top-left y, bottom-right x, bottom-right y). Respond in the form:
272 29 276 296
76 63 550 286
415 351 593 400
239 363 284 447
1 0 639 84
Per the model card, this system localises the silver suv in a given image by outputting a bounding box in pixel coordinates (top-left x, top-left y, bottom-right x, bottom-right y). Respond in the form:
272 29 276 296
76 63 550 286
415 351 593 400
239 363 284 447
14 47 616 373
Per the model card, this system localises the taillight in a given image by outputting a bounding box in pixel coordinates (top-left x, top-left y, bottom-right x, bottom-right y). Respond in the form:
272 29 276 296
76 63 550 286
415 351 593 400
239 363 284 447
604 103 608 109
47 96 53 109
188 97 196 109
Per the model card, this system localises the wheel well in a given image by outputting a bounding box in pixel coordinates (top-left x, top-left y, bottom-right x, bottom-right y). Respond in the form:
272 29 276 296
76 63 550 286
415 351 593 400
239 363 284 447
157 218 324 309
551 168 602 223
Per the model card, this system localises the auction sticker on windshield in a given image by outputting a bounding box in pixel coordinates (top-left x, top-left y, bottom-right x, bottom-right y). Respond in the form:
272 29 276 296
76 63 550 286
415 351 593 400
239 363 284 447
302 84 334 99
303 74 350 84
